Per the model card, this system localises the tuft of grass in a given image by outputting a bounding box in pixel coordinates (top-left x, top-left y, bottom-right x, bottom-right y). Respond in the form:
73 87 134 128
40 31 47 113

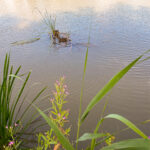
0 54 46 148
37 9 56 40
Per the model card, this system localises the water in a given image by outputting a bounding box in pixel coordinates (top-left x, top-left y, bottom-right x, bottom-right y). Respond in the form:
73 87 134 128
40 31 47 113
0 0 150 149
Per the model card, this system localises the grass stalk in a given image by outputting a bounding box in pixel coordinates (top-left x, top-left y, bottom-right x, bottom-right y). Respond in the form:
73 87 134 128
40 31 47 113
76 17 92 149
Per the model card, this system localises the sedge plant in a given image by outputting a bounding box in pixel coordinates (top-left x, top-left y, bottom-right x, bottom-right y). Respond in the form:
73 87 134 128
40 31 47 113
0 54 46 149
37 9 56 41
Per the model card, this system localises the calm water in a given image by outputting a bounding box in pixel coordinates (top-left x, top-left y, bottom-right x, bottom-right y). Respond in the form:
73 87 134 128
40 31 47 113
1 0 150 149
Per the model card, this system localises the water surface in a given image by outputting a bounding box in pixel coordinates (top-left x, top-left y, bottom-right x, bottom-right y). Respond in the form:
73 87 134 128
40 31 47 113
0 0 150 149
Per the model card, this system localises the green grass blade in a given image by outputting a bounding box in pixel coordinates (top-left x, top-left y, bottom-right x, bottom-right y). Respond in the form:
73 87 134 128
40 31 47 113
35 106 75 150
7 68 21 105
9 66 21 94
76 48 88 148
21 107 52 133
76 19 92 149
14 93 28 124
3 53 8 80
91 100 108 150
105 114 148 139
1 54 10 137
142 49 150 55
9 72 31 125
7 66 13 103
81 55 143 123
101 138 150 150
90 118 104 150
8 74 23 81
137 56 150 64
19 87 46 121
77 133 106 142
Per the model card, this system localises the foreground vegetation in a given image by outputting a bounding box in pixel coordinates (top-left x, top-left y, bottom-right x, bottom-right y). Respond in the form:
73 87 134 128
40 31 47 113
1 49 150 149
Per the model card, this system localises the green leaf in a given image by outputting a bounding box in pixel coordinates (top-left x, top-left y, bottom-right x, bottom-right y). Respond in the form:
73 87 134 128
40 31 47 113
77 133 106 142
35 106 75 150
101 138 150 150
81 55 142 123
76 46 89 149
105 114 148 139
8 74 23 81
9 72 31 125
90 118 105 150
11 38 40 45
91 100 108 150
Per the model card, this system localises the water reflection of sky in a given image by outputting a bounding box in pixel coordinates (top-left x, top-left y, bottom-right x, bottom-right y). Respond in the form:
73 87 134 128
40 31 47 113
1 0 150 27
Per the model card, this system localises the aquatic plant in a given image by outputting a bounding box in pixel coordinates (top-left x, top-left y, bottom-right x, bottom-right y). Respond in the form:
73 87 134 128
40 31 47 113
3 125 21 149
37 77 70 150
37 9 71 45
37 9 56 41
36 49 150 150
0 54 46 149
11 38 40 46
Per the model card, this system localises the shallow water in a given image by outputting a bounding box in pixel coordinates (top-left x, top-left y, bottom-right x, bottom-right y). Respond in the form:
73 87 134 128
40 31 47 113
1 0 150 149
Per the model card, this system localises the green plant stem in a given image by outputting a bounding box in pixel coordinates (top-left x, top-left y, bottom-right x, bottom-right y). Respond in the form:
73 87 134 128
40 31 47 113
76 49 88 150
76 20 92 150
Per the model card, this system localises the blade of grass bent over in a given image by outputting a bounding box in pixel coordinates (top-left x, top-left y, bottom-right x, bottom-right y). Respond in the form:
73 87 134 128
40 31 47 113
9 72 31 125
94 118 150 149
81 55 143 123
11 38 40 46
77 133 106 142
35 106 75 150
101 138 150 150
21 107 52 133
15 87 46 136
105 114 148 139
19 87 46 121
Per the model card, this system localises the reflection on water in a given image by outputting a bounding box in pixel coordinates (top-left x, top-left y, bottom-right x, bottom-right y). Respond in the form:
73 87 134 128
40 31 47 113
0 0 150 149
1 0 150 29
1 0 150 22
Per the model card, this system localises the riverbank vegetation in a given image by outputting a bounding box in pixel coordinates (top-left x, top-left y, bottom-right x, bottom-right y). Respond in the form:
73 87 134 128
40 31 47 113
0 54 46 149
1 49 150 149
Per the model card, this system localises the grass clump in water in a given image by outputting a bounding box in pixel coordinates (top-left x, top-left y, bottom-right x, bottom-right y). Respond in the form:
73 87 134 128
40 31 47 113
38 9 71 45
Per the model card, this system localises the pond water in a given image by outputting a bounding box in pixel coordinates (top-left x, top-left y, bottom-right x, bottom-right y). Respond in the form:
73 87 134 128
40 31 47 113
1 0 150 149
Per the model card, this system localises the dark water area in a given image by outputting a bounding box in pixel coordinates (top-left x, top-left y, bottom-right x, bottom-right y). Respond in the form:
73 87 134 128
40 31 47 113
0 0 150 149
